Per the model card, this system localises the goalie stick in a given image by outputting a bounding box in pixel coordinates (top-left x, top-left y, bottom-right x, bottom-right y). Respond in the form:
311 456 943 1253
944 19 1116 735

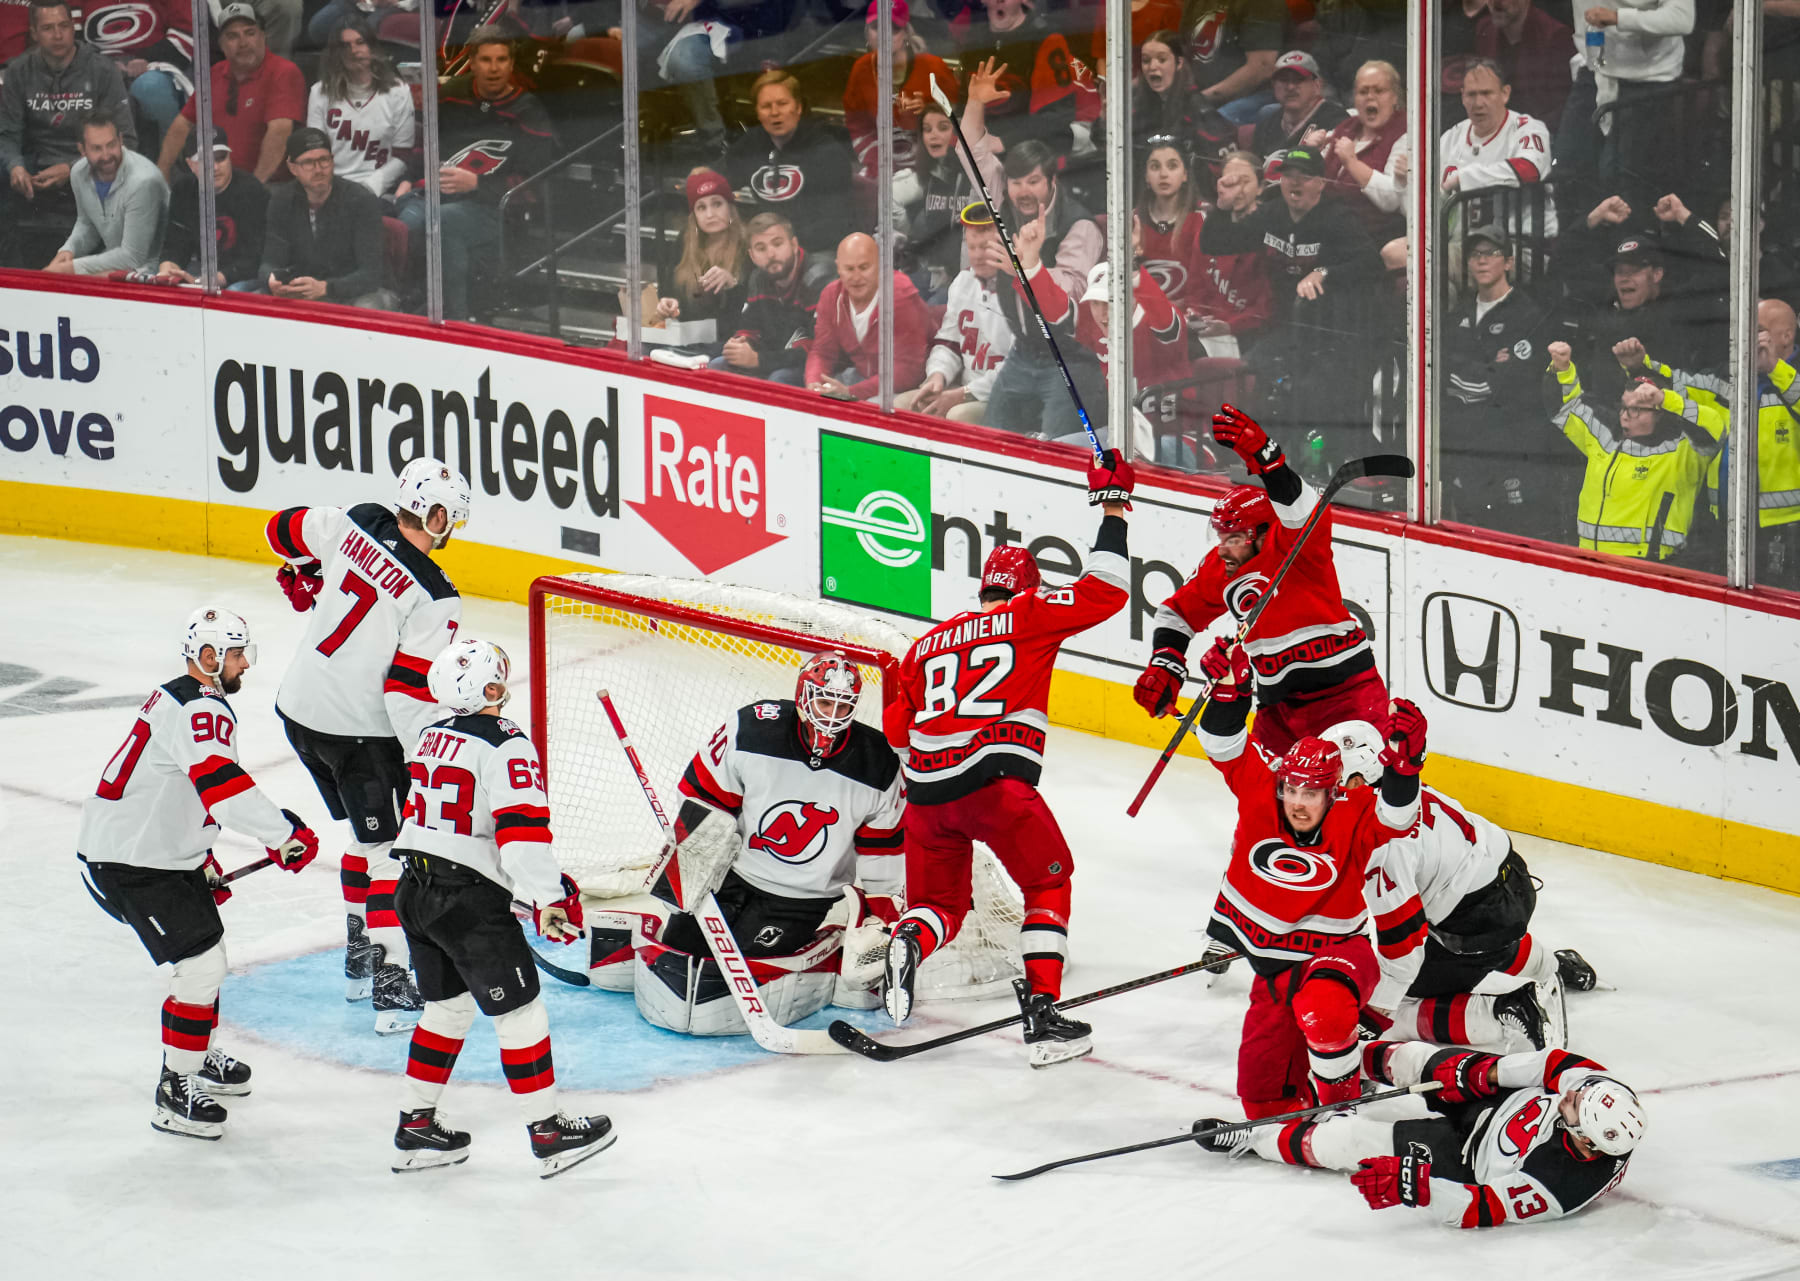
1126 453 1416 817
993 1081 1443 1181
598 690 848 1056
825 949 1242 1062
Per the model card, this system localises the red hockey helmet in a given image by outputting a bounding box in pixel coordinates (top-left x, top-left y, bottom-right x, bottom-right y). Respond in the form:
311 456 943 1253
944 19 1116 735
796 651 862 758
1210 485 1275 541
1276 737 1343 793
981 543 1041 600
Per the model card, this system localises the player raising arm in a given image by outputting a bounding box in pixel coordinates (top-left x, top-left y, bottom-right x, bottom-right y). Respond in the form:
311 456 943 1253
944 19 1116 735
881 451 1135 1067
77 608 319 1141
635 652 906 1034
389 639 613 1180
266 458 471 1033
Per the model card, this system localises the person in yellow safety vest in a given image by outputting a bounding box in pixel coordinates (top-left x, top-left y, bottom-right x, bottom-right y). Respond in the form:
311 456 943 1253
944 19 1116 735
1545 341 1726 561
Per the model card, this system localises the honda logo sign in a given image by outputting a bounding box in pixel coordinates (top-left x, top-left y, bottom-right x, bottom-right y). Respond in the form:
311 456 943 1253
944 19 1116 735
1422 592 1520 712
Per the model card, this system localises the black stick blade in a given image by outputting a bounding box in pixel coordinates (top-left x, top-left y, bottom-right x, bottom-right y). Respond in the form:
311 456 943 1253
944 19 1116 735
827 1020 905 1061
528 949 591 988
1341 453 1414 482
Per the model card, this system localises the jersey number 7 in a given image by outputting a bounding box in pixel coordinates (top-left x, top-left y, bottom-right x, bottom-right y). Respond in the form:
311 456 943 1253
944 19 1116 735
921 643 1014 719
316 571 379 657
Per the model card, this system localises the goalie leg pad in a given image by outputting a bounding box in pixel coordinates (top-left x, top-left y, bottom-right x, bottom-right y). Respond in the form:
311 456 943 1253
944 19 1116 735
634 928 843 1036
586 907 664 993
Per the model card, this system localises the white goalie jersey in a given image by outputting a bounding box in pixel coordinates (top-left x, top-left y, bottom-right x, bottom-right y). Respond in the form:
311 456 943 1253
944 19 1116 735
77 676 294 872
678 700 905 908
396 713 567 908
267 503 461 746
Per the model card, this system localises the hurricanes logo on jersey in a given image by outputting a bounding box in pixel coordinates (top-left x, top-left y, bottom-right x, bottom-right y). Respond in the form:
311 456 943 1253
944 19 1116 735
1245 838 1338 891
1143 259 1187 301
446 139 511 177
748 801 839 864
1500 1094 1549 1156
1223 571 1268 621
84 4 159 54
751 163 804 202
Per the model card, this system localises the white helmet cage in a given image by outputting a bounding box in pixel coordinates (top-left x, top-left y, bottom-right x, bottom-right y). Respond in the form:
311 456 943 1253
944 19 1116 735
1321 718 1384 787
796 652 863 753
183 606 256 684
396 458 473 548
1572 1078 1646 1157
428 638 512 715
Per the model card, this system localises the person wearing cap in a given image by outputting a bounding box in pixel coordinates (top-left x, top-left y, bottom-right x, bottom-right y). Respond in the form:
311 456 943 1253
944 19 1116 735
44 108 166 275
843 1 957 184
0 0 135 268
718 211 834 386
1182 0 1287 126
1251 50 1346 164
1072 257 1191 455
158 3 304 187
896 201 1016 423
254 125 391 309
655 167 749 337
804 230 932 401
160 138 268 288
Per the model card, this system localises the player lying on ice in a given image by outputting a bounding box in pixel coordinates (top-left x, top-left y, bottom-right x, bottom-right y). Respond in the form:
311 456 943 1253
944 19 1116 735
1194 1040 1646 1228
633 652 907 1035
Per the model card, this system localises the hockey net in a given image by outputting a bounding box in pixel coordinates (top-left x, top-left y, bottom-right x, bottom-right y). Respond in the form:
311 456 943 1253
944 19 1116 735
528 573 1024 1002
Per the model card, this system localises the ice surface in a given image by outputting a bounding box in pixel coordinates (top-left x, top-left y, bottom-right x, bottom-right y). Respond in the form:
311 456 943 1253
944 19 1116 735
2 537 1798 1281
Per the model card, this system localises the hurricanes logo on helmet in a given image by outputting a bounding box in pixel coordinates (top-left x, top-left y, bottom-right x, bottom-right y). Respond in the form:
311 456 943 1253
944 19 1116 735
1223 572 1268 620
1245 838 1338 890
748 801 839 865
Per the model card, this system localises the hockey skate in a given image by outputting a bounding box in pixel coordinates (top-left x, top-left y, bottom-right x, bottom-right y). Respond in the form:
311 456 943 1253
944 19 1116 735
1538 974 1569 1049
1493 982 1548 1051
528 1112 617 1179
1015 978 1092 1068
1191 1117 1256 1158
391 1108 472 1173
882 920 922 1026
199 1046 252 1096
1199 939 1236 990
152 1067 226 1141
1555 948 1598 992
344 913 377 1002
372 946 424 1036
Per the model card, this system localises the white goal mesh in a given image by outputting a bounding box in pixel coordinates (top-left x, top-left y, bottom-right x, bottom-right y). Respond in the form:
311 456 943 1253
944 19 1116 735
530 573 1024 1002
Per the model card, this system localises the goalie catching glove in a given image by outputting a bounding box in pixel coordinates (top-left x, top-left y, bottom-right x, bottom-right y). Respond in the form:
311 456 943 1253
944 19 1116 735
535 873 585 944
651 799 739 914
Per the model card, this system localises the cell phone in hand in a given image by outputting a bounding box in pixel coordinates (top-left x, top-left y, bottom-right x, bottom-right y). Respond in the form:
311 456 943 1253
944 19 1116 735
271 268 295 285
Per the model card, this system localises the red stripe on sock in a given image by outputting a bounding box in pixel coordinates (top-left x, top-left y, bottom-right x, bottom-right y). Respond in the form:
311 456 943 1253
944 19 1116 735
366 879 399 930
1503 934 1535 976
341 853 370 907
161 998 214 1052
500 1037 555 1095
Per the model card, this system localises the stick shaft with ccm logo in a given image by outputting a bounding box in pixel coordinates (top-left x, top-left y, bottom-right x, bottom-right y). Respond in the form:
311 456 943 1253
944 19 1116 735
597 690 847 1056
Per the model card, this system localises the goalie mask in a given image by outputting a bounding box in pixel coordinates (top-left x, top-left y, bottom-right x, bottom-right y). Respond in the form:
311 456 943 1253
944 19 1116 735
396 458 472 549
428 638 511 715
1321 719 1383 789
183 606 256 691
796 651 862 759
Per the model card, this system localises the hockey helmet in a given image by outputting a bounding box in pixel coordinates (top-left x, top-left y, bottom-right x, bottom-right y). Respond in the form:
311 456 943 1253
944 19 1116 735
796 651 862 758
1211 485 1274 542
183 606 256 684
981 543 1041 600
428 638 511 715
1321 719 1383 788
1571 1078 1646 1157
396 458 472 548
1276 736 1343 793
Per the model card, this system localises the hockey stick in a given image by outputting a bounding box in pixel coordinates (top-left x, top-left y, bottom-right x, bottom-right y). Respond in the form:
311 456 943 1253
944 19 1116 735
1126 453 1415 818
992 1081 1442 1181
825 949 1242 1062
597 690 848 1056
215 855 277 886
928 73 1102 462
505 901 595 987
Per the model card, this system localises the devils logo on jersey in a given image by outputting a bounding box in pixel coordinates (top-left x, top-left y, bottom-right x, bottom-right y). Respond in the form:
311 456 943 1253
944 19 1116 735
751 163 804 202
747 801 839 864
1246 838 1339 891
1189 10 1226 62
1143 259 1187 300
1500 1094 1549 1156
446 139 511 177
1222 571 1268 620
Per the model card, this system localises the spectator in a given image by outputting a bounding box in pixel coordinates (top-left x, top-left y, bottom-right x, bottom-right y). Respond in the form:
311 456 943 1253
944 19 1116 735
158 5 303 187
897 202 1015 423
1474 0 1573 130
656 167 750 335
892 102 972 302
628 0 784 159
717 210 833 386
82 0 193 160
1136 141 1270 352
1088 0 1184 70
1439 59 1555 241
1310 59 1407 239
44 109 166 274
307 19 415 200
0 0 134 268
255 125 392 308
955 0 1097 156
159 140 268 288
1440 225 1570 539
1560 0 1694 214
724 69 855 257
1310 0 1409 92
307 0 418 51
1075 259 1190 456
1095 30 1235 185
804 230 932 400
400 29 555 321
844 1 957 183
1251 51 1347 162
1181 0 1285 125
1546 339 1724 562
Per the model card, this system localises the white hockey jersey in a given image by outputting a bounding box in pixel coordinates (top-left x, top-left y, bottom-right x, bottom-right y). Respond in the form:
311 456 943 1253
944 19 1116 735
1427 1048 1632 1228
396 713 567 908
77 676 295 871
1439 111 1558 239
267 503 461 746
923 270 1015 402
306 82 415 196
679 700 905 906
1364 787 1515 1011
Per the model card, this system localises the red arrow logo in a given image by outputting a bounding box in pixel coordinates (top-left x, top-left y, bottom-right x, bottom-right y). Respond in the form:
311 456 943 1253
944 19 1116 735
629 396 787 574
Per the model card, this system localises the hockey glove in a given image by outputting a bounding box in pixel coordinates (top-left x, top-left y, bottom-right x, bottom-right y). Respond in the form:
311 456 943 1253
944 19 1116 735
277 560 324 612
201 852 232 906
1353 1152 1431 1210
535 874 585 945
1201 638 1254 703
1211 403 1285 475
1087 448 1136 509
1133 648 1187 718
272 809 320 873
1422 1048 1501 1104
1379 698 1428 776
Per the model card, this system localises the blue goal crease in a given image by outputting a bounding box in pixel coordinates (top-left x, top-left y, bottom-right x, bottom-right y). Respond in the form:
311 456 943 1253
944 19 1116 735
1741 1158 1800 1182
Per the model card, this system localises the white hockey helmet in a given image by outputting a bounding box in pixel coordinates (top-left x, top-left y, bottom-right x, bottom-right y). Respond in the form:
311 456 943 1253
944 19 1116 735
396 458 472 548
428 638 511 715
1571 1078 1646 1157
1321 719 1383 788
183 606 255 681
796 651 862 758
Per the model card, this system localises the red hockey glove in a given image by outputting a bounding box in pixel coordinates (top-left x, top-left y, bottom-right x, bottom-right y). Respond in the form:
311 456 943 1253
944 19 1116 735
1422 1048 1502 1104
1353 1153 1431 1210
535 874 585 945
1211 403 1285 475
277 560 324 612
1133 648 1187 718
1379 698 1428 775
201 852 232 906
1199 637 1253 700
271 809 319 873
1087 448 1136 509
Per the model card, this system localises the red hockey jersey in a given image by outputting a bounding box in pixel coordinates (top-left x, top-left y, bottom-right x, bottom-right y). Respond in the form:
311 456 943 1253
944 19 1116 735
884 516 1129 805
1138 206 1271 336
1152 472 1374 707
